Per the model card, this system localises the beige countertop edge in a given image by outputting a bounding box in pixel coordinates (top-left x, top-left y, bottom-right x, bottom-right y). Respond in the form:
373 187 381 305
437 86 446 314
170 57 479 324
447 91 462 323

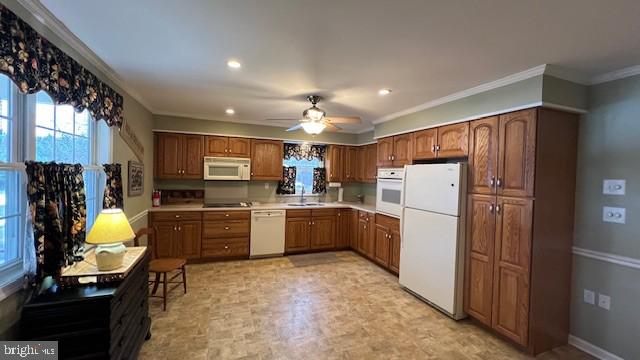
148 202 377 213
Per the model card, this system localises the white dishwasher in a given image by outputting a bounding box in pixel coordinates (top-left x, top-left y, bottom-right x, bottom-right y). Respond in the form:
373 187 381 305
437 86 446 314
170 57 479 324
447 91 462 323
250 210 286 258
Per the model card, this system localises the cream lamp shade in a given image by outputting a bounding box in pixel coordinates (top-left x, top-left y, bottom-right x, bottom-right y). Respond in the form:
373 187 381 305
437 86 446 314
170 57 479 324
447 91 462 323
86 209 134 271
87 209 135 245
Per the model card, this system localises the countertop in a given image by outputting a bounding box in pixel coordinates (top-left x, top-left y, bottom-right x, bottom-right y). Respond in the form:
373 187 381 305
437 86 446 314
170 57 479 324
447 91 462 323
148 201 377 213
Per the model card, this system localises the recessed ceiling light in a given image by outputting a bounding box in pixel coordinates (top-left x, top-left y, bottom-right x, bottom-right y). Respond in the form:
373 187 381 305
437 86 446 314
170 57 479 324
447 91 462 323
227 60 241 69
225 108 235 115
378 88 392 96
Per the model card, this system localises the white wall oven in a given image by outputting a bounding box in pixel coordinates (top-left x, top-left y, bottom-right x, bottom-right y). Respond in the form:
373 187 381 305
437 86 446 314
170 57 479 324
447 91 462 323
376 168 404 218
203 157 251 180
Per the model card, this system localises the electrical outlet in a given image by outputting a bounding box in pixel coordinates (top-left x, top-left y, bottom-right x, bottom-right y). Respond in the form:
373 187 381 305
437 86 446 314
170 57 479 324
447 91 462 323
603 207 626 224
583 289 595 305
603 179 626 195
598 293 611 310
264 182 269 189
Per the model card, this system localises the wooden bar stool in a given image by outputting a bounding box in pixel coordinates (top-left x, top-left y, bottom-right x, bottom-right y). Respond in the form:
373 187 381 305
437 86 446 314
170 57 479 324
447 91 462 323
134 228 187 311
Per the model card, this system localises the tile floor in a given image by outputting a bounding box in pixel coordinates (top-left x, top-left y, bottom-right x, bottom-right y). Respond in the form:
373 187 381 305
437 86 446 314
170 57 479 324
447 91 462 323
139 251 593 360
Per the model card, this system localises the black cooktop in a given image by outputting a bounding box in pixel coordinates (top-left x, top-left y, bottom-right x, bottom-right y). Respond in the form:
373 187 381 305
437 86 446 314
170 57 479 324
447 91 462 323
203 202 251 208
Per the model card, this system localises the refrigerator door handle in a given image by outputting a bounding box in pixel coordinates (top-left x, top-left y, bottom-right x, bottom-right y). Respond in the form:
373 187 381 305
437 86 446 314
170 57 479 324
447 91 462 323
399 207 404 249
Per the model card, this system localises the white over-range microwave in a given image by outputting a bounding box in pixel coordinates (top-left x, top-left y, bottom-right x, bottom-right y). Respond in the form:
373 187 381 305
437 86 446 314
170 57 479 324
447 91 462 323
203 157 251 180
376 167 404 218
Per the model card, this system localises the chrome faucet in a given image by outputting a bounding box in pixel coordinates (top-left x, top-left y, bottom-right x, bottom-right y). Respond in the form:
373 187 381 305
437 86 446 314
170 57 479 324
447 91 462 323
300 186 306 203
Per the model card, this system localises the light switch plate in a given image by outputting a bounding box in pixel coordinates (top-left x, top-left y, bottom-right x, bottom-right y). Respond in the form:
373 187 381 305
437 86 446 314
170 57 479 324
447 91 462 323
583 289 595 305
603 207 626 224
598 293 611 310
603 179 626 195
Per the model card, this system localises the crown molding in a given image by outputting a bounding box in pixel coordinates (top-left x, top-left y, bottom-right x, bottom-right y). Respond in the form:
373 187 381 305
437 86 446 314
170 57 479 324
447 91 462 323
154 110 369 134
152 129 362 146
372 64 548 125
590 64 640 85
16 0 155 113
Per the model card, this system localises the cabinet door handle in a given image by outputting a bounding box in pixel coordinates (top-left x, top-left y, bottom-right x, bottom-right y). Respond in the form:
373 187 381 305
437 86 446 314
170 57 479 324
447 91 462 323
432 145 436 152
496 178 503 188
173 226 177 231
363 226 366 229
251 172 254 176
436 145 441 151
224 226 230 230
225 213 229 217
337 213 341 217
224 245 229 249
309 221 312 226
178 226 181 231
495 204 501 213
489 204 495 213
490 176 496 187
175 215 181 218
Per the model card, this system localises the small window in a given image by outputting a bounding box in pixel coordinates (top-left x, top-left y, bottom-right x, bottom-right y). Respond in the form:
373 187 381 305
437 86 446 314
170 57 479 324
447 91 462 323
283 157 323 194
0 76 14 163
0 169 21 266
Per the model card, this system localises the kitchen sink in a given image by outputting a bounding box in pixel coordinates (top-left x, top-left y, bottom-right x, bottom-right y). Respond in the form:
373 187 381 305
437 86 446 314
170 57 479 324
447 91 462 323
287 203 325 207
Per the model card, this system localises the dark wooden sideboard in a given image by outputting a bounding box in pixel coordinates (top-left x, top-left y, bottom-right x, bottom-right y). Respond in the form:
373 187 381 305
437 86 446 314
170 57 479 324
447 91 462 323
21 250 151 360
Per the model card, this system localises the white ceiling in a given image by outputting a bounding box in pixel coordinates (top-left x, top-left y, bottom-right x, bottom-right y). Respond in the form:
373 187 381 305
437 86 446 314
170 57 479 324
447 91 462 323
38 0 640 133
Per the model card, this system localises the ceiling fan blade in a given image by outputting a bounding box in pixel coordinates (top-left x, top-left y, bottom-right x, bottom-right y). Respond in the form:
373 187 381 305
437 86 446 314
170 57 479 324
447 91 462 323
286 124 303 132
265 118 302 121
324 116 361 124
324 123 342 131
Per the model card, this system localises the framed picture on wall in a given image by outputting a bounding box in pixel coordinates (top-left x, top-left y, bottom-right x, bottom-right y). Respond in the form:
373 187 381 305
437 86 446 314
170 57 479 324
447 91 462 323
128 160 144 197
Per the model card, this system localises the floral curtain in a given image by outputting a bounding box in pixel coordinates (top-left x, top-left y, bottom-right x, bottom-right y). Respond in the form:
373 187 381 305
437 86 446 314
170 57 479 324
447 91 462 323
276 166 296 194
312 168 327 194
103 164 124 209
284 143 326 161
25 162 86 280
0 6 124 128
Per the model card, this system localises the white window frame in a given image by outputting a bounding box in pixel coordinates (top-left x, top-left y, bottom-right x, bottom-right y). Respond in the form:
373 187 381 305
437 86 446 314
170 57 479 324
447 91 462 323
0 78 112 300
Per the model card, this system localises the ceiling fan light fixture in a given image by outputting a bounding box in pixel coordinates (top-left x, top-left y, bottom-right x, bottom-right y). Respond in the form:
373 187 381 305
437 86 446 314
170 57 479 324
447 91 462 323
300 121 326 135
303 106 326 122
378 88 392 96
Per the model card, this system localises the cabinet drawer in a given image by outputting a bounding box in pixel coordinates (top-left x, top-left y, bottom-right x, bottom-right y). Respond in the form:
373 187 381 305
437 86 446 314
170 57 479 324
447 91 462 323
375 213 400 231
311 208 337 217
203 211 250 221
286 209 312 218
203 220 249 238
202 237 249 257
151 212 201 221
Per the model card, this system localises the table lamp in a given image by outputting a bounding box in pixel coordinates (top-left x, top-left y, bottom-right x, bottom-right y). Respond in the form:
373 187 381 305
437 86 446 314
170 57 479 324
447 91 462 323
86 209 135 271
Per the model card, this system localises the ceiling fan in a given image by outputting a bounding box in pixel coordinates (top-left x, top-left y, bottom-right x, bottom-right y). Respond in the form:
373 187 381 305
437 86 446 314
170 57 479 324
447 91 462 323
266 95 361 134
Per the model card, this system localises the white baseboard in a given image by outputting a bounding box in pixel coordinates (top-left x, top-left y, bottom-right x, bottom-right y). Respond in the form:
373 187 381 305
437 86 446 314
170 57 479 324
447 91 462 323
568 335 624 360
128 209 148 226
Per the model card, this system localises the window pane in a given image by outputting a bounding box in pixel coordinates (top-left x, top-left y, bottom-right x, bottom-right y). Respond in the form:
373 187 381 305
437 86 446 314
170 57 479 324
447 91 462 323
55 132 74 163
0 119 8 163
55 105 74 133
35 127 55 162
0 215 19 265
75 110 89 137
283 157 323 194
36 92 54 129
74 136 89 164
0 76 10 118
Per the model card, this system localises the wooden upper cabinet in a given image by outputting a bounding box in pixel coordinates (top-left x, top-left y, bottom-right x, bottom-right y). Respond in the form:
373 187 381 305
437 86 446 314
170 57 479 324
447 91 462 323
155 132 203 179
365 144 378 182
465 194 497 326
392 134 412 166
285 216 311 252
205 136 251 158
437 122 469 158
377 137 394 167
344 146 358 182
227 137 251 158
412 128 438 160
355 146 366 182
498 109 536 197
492 197 533 346
468 117 499 195
326 145 344 182
182 135 204 179
204 136 228 156
250 139 283 180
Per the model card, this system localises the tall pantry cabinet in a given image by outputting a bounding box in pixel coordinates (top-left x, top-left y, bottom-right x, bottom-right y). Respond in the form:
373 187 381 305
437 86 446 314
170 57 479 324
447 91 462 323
464 108 579 355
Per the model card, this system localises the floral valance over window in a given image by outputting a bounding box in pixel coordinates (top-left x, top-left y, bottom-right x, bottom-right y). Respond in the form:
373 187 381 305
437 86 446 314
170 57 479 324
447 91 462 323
0 6 124 128
284 143 326 161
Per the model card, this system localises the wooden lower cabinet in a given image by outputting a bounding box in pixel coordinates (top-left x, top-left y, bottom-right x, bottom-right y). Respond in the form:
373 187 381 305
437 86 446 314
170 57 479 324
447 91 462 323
374 214 400 273
349 209 359 249
356 211 375 258
285 209 337 253
201 211 250 258
150 212 202 260
336 209 351 249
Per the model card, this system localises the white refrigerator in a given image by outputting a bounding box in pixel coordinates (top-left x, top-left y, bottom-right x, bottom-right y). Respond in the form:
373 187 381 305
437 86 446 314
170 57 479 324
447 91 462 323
399 163 467 320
